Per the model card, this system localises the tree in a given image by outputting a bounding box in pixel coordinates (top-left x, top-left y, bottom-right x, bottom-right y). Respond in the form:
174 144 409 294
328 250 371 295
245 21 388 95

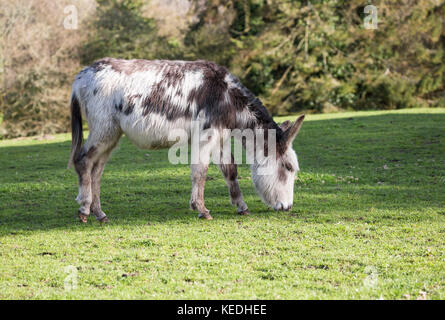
185 0 445 114
80 0 182 64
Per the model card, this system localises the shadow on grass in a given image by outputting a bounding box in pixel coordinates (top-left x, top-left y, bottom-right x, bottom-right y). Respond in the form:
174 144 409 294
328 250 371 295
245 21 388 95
0 113 444 234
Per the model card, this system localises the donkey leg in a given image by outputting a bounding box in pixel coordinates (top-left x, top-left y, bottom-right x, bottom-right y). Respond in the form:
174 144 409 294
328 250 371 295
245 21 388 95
90 150 112 223
74 122 121 223
89 129 122 223
190 163 212 220
218 154 249 215
74 144 97 223
189 126 221 220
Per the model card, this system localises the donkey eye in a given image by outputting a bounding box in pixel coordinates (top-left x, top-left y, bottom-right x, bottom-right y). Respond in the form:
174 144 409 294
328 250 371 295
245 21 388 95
283 162 293 172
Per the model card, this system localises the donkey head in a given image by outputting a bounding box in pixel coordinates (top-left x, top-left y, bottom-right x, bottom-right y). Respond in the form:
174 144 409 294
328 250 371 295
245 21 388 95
251 115 305 211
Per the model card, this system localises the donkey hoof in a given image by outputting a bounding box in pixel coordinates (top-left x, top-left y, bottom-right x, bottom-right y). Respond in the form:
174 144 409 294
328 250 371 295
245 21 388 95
78 213 88 223
198 213 213 220
238 209 250 216
98 216 109 224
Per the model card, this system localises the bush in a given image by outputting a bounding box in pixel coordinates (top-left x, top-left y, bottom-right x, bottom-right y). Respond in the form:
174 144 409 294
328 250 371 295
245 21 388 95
81 0 182 64
0 0 92 138
186 0 445 114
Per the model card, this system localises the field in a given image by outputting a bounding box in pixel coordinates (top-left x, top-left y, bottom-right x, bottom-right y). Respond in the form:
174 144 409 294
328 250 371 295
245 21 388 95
0 109 444 299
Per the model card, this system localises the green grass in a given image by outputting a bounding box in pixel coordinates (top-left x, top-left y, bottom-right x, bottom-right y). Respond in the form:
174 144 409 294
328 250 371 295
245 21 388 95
0 108 444 299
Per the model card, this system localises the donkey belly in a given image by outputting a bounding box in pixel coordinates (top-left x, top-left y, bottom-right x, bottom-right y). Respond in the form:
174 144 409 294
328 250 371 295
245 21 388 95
119 113 191 150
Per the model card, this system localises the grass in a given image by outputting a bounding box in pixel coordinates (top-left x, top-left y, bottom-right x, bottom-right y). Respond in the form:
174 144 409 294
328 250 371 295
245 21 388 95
0 108 444 299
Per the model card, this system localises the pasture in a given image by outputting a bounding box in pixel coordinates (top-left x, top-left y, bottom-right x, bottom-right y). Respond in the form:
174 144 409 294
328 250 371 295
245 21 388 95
0 108 444 299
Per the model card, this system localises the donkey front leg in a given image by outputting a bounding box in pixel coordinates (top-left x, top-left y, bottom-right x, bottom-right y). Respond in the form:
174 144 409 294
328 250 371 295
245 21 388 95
190 163 212 220
218 156 249 215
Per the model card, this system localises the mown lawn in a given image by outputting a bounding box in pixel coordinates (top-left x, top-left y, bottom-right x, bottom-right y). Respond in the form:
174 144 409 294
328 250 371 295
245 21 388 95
0 108 444 299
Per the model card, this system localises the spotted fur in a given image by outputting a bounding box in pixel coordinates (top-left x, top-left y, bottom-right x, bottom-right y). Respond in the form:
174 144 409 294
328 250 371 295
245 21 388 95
69 58 305 222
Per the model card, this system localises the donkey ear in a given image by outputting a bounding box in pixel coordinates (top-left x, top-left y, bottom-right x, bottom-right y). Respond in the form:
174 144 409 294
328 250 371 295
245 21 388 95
279 120 291 131
283 114 305 147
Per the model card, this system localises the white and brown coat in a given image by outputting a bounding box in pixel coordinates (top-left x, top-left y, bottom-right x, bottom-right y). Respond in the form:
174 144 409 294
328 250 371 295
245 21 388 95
69 58 305 222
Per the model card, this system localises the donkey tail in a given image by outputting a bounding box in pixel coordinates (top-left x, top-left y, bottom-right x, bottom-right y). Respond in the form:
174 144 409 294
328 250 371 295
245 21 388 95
67 94 83 169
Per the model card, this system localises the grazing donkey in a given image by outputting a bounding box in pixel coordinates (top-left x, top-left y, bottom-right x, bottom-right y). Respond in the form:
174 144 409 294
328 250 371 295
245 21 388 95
68 58 305 222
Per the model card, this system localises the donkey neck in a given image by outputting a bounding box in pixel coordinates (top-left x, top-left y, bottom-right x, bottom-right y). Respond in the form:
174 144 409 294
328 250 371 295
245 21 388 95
235 97 287 157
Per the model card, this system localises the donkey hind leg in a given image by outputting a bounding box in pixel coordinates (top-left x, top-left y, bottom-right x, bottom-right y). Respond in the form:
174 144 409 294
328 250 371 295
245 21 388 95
89 148 115 223
189 127 222 220
74 143 96 223
190 163 212 220
74 128 121 223
218 153 249 215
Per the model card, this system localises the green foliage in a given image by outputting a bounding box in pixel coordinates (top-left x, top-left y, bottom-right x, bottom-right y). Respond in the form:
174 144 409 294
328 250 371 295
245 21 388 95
0 72 70 138
185 0 445 114
80 0 181 64
1 109 444 299
1 73 43 136
183 1 237 65
356 75 422 110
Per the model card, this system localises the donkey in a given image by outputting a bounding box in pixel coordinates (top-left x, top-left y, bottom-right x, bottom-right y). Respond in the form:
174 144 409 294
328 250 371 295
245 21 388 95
68 58 305 222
